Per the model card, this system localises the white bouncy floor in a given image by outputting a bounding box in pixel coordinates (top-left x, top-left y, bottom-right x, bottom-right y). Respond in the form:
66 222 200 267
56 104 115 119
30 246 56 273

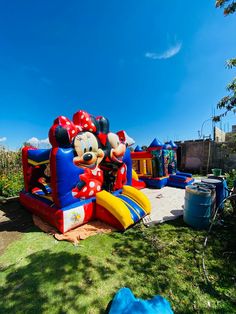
142 187 186 226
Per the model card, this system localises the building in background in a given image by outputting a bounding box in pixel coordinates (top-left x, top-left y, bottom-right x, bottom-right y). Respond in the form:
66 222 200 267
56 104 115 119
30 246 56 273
226 125 236 142
175 124 236 174
214 126 226 142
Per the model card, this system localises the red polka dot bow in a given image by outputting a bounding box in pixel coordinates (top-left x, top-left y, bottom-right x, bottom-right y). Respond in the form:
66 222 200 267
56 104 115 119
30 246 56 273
73 110 97 133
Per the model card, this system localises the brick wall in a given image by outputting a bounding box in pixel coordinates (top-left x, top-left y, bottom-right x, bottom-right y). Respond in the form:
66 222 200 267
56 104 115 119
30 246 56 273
176 140 236 174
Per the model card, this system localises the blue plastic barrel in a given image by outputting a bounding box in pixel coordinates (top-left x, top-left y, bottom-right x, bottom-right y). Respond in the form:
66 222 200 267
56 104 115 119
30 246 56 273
184 185 212 229
202 178 228 210
193 182 216 217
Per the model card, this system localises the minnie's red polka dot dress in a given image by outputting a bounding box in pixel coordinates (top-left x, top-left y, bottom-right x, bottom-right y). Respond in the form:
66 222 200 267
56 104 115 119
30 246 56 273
72 166 104 199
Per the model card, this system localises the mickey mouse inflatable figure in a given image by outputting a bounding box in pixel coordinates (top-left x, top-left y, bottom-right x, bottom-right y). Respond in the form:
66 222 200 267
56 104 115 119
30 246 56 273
95 116 127 192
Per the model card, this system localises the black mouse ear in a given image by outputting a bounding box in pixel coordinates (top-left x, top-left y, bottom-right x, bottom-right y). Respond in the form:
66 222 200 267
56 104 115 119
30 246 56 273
90 116 100 134
54 126 71 148
96 116 110 134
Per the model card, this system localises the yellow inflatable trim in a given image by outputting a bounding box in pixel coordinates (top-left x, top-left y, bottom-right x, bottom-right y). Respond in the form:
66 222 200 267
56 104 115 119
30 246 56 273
96 190 134 229
132 169 139 180
122 185 151 215
28 159 49 166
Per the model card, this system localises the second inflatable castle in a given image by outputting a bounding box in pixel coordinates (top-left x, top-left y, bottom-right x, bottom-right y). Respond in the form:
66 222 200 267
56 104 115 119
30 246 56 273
20 110 151 233
131 139 194 189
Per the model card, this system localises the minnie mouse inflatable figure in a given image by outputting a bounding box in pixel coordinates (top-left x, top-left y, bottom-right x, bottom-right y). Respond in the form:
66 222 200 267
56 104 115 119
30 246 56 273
73 110 128 193
49 109 128 198
71 110 106 199
72 131 104 199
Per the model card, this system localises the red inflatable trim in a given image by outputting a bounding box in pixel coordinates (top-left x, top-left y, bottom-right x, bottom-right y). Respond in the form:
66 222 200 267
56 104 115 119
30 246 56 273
131 152 152 159
84 201 96 222
20 192 64 232
132 178 146 190
96 204 124 230
22 146 37 192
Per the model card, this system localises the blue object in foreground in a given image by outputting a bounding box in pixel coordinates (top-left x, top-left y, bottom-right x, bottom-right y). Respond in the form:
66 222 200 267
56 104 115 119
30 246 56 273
202 178 229 210
109 288 174 314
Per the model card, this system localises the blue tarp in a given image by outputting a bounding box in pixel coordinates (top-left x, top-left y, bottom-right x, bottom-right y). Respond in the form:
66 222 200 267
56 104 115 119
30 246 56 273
109 288 174 314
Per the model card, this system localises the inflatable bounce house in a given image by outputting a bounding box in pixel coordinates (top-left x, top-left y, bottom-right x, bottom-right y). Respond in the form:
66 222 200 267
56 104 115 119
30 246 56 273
131 139 194 189
20 110 151 233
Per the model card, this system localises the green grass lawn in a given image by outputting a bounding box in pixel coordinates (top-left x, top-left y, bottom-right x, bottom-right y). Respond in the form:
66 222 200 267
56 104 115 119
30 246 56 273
0 213 235 314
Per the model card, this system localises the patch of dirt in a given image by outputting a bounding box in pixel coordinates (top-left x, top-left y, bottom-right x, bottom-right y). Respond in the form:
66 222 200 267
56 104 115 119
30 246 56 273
0 199 33 255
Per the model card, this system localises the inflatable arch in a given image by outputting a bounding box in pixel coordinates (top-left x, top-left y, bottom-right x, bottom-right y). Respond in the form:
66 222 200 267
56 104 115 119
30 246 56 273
20 110 151 233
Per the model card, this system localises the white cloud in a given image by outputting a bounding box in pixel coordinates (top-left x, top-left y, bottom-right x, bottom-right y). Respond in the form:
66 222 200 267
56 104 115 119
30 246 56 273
26 137 51 148
145 42 182 60
40 138 50 145
0 136 7 142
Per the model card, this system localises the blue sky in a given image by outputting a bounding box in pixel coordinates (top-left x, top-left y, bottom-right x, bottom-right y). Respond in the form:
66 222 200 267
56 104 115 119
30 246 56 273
0 0 235 150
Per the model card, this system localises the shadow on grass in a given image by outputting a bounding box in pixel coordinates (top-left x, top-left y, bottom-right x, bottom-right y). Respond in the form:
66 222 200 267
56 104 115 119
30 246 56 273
0 200 33 232
107 218 236 313
0 215 235 313
0 200 35 255
0 249 116 314
199 215 236 306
